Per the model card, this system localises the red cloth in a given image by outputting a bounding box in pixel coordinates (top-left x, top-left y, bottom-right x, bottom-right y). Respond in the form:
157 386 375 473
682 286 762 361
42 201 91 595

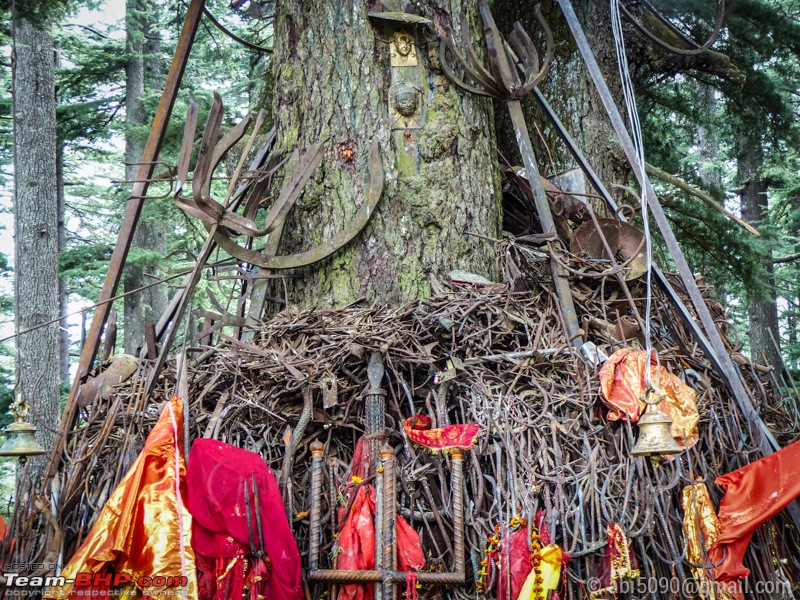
493 529 531 600
397 516 425 572
337 437 424 600
709 439 800 582
403 415 479 451
187 439 303 600
337 485 377 600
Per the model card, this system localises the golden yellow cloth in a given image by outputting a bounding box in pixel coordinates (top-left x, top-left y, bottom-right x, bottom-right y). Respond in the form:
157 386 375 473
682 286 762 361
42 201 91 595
599 348 699 451
44 396 197 599
681 483 742 600
516 545 562 600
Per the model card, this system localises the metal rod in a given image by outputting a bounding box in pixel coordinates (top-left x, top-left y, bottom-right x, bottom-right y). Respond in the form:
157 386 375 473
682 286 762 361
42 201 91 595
366 352 387 459
557 0 800 531
308 571 465 585
374 444 384 600
41 0 206 486
451 448 465 575
530 87 728 373
507 99 582 346
328 457 340 600
381 445 396 600
310 440 325 572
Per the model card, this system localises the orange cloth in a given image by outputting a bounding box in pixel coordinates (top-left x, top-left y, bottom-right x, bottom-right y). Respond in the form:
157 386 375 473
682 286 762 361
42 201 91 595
681 483 742 600
44 396 197 599
708 440 800 582
598 348 699 451
403 415 479 451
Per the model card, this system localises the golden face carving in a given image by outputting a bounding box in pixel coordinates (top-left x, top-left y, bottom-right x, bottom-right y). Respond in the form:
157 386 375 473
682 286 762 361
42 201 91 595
390 31 418 67
395 32 413 56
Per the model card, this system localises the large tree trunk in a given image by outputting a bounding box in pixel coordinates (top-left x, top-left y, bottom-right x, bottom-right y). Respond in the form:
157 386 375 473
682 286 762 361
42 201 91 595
55 46 70 385
738 136 782 370
123 0 168 355
259 0 501 310
12 18 61 469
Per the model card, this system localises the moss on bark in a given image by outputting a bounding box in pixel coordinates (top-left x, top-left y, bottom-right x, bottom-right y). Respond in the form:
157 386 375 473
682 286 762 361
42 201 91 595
264 0 502 310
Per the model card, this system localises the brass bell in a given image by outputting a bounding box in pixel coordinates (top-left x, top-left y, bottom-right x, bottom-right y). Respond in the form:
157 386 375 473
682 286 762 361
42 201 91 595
631 407 682 458
0 395 46 464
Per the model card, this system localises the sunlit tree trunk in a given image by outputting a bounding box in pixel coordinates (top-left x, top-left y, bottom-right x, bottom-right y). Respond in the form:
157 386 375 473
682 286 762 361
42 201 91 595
12 17 61 469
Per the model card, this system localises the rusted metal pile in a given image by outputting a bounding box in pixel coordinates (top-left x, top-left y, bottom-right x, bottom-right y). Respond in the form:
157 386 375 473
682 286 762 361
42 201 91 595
5 1 800 597
7 244 800 598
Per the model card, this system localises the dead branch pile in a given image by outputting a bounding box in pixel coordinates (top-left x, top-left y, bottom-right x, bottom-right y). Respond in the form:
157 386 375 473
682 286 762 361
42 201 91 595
6 245 800 599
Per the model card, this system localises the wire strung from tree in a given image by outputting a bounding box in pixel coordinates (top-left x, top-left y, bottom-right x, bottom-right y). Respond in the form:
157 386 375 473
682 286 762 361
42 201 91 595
618 0 737 57
610 0 660 389
0 258 238 345
202 6 273 54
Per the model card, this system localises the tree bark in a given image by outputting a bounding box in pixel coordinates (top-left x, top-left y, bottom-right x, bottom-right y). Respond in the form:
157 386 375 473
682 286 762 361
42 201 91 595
260 0 501 310
57 142 70 384
12 17 61 469
123 0 168 355
738 136 782 370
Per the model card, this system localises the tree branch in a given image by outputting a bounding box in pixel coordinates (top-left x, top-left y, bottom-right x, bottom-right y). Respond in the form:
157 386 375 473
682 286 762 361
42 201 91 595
645 162 761 236
772 252 800 265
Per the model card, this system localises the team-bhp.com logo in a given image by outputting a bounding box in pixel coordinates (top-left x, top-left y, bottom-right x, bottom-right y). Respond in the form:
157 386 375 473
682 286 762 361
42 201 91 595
4 572 189 596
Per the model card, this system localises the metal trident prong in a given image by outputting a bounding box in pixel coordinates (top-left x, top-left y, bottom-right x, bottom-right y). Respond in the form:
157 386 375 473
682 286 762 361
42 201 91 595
251 473 266 558
244 476 266 559
244 477 257 557
438 0 583 347
438 0 554 100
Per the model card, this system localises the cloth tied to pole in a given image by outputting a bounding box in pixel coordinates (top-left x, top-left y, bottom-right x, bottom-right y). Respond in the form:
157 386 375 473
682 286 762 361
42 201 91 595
337 437 425 600
681 482 742 599
43 396 197 599
488 512 568 600
589 522 639 599
708 439 800 582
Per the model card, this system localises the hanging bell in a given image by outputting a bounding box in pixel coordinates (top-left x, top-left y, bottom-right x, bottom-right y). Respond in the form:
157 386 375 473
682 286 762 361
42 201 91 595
631 407 682 458
0 395 46 464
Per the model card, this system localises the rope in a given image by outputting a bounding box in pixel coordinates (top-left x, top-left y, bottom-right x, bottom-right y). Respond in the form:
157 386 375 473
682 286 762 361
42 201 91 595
609 0 661 391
